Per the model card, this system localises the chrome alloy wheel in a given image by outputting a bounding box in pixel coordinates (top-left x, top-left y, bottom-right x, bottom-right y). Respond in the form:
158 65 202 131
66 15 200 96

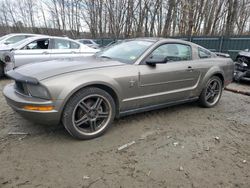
72 94 112 136
205 78 222 106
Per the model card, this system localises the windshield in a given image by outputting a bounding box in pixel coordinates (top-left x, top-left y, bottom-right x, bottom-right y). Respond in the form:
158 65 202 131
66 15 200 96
96 40 154 64
10 38 32 49
0 35 11 42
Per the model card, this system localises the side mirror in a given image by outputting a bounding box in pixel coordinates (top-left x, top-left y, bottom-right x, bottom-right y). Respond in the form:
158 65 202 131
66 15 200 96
244 49 249 52
4 41 10 45
146 56 168 66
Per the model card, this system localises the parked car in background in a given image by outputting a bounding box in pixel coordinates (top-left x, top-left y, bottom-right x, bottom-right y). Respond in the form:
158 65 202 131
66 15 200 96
234 49 250 81
0 36 99 77
0 33 40 47
3 38 234 139
105 40 123 48
76 39 100 49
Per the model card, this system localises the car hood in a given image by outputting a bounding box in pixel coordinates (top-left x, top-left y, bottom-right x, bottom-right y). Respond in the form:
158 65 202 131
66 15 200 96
11 56 125 81
0 46 13 51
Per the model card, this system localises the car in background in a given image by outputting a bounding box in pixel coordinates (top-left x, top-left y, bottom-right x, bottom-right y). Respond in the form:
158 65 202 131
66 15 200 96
76 39 100 49
105 40 123 48
0 33 40 47
3 38 234 139
234 49 250 81
0 36 99 77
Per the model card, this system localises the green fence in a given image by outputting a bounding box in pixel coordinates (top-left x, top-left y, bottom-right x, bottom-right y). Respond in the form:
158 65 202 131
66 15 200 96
95 36 250 60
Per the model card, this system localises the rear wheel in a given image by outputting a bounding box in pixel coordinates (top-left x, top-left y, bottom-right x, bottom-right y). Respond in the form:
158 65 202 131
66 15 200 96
62 87 116 140
199 76 223 108
0 63 4 78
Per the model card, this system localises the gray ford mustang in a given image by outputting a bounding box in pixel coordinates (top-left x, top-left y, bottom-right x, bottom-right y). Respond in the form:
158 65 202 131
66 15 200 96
3 38 234 139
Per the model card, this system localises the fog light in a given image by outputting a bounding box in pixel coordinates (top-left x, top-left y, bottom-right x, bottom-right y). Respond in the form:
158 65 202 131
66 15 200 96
23 105 54 111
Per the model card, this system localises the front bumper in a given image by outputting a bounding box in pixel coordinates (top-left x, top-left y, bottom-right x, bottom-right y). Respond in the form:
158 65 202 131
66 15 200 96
234 70 250 81
3 83 61 125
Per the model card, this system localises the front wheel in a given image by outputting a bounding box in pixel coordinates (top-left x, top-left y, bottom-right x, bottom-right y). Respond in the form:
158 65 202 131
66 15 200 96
199 76 223 108
62 87 116 140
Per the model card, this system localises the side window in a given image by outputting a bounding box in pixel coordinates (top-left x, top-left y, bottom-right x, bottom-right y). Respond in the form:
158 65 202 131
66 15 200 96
151 43 192 62
22 39 49 50
198 48 211 58
54 39 71 49
5 36 26 44
70 41 80 49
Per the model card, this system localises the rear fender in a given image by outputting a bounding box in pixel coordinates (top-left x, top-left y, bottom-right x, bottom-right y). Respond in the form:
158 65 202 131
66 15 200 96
198 66 225 93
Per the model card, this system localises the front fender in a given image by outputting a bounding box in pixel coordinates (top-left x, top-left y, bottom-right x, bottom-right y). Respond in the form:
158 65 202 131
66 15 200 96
42 73 122 112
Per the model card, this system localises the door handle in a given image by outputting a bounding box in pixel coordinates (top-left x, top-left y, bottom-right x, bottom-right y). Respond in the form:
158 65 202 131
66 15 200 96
186 66 194 72
71 51 76 54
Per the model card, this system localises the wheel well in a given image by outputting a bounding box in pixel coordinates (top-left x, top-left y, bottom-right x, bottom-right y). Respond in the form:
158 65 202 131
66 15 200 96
0 61 5 75
76 84 120 117
0 60 4 66
213 73 224 87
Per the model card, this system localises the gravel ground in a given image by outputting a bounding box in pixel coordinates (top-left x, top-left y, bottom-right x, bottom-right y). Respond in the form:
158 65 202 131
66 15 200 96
0 79 250 188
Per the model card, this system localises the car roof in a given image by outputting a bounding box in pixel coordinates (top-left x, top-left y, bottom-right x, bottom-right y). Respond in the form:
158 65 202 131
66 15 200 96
2 33 42 37
131 37 204 48
13 35 85 49
19 35 76 41
76 39 94 40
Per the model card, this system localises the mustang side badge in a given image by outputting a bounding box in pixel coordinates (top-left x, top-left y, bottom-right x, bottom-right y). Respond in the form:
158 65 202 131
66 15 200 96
129 79 136 87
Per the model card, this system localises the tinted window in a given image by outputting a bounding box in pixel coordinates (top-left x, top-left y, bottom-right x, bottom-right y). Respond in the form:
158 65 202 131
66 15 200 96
198 48 211 58
151 43 192 62
22 39 49 50
5 36 26 44
70 41 80 49
54 39 71 49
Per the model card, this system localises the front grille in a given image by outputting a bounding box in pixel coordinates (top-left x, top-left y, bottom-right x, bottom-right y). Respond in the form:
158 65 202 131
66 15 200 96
15 81 29 96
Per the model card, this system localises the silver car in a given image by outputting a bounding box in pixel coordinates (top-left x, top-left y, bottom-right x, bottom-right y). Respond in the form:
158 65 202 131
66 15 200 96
3 38 234 139
76 39 100 49
0 33 40 47
0 36 99 77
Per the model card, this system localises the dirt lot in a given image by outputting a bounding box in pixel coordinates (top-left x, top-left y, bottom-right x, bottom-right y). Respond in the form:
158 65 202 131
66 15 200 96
0 79 249 188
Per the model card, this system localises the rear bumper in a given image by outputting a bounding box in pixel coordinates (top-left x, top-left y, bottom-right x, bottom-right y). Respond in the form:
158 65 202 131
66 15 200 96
3 83 61 125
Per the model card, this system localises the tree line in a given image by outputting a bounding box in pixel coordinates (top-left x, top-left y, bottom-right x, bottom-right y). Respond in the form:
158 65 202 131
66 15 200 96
0 0 249 38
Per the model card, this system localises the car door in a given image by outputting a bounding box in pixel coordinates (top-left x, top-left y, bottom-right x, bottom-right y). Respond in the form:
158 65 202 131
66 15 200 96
14 38 51 67
137 43 201 107
50 38 81 60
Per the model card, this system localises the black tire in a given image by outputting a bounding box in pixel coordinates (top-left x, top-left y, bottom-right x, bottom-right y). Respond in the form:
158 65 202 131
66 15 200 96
62 87 116 140
199 76 223 108
0 64 4 78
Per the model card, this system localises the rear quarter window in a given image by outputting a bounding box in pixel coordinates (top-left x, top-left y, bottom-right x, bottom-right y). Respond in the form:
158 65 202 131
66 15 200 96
199 47 212 59
70 41 80 49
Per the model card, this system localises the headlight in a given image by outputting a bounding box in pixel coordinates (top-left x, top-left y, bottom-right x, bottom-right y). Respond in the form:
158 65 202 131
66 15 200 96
26 84 51 100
